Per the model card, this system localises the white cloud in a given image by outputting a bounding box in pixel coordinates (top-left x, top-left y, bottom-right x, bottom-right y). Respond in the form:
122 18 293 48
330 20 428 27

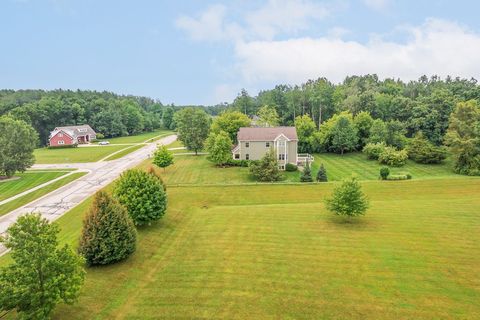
175 0 330 42
212 83 238 103
363 0 391 11
245 0 330 40
234 18 480 84
175 4 243 42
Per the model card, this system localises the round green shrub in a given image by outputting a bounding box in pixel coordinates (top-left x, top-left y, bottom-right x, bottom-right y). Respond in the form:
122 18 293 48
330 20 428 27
363 142 386 160
379 167 390 180
285 163 298 172
113 169 167 226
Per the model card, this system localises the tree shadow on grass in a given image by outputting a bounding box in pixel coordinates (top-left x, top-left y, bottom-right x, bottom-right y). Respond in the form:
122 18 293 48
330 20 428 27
326 214 372 230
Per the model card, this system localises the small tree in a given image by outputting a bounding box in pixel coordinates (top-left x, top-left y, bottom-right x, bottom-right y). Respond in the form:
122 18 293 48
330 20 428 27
300 160 313 182
325 177 369 219
78 191 137 266
316 163 328 182
113 169 167 226
205 131 233 166
153 145 174 172
0 213 85 319
249 149 281 182
379 167 390 180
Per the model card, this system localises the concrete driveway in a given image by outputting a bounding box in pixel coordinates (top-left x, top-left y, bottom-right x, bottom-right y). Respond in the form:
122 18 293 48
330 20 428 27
0 134 177 255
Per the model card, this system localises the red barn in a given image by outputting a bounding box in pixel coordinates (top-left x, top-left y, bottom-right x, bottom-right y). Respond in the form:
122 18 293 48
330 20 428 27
49 125 97 147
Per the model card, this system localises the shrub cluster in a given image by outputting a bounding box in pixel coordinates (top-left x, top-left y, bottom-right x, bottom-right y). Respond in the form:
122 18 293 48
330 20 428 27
378 147 408 167
362 142 386 160
407 133 447 164
48 144 78 149
285 163 298 171
249 150 281 182
387 173 412 180
226 159 250 167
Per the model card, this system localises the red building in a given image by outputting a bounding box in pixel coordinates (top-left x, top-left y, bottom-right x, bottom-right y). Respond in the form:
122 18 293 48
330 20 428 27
49 125 97 147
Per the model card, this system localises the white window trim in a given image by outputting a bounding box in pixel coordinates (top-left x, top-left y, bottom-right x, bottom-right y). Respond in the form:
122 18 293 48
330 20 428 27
58 140 65 145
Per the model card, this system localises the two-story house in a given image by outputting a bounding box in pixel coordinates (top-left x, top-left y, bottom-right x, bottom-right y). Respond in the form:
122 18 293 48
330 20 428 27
232 127 313 170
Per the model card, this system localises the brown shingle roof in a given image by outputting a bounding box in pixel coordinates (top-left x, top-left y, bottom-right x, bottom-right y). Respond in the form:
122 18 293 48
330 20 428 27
237 127 298 141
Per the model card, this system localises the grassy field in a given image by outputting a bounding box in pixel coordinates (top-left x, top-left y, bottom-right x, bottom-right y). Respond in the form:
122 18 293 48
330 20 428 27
0 171 68 201
34 145 130 164
0 172 87 216
140 152 457 185
102 145 145 161
96 130 171 144
11 178 474 319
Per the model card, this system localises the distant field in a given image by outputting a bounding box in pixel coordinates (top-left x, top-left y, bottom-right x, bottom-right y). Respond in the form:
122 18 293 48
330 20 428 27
34 145 128 164
0 172 87 216
0 171 68 201
96 130 171 144
10 178 475 319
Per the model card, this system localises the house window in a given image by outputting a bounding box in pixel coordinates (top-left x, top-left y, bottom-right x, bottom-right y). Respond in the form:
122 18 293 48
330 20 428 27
235 154 240 159
79 128 87 133
246 154 249 160
246 142 249 148
266 142 270 147
58 140 65 145
278 141 285 147
279 165 285 170
58 133 63 137
279 154 285 160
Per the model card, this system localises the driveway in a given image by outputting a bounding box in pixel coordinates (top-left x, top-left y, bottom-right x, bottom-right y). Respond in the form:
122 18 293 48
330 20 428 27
0 134 177 255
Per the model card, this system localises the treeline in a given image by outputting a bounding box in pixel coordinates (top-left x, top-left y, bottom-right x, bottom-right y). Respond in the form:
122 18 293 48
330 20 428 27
0 89 173 145
225 75 480 146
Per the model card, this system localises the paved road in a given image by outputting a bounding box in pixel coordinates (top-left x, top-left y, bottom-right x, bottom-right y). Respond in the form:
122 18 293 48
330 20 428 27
0 134 177 255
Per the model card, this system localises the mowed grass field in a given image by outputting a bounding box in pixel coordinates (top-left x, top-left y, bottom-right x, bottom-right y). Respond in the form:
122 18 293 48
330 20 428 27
145 151 457 185
33 179 479 319
34 145 130 164
96 130 171 144
0 171 68 201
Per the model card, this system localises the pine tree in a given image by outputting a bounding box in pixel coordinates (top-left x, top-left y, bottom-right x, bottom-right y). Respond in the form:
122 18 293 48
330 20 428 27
79 191 137 266
300 160 313 182
316 163 328 182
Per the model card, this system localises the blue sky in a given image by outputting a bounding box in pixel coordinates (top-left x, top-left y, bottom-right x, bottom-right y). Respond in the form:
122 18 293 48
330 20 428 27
1 0 480 105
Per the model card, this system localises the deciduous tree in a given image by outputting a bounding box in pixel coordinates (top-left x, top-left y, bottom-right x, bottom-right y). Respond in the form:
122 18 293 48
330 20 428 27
325 177 369 219
206 131 233 166
174 107 210 155
153 145 174 171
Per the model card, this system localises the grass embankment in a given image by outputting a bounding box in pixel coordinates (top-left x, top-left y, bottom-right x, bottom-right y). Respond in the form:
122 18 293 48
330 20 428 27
102 145 145 161
34 146 128 164
0 172 87 217
37 179 480 319
0 171 69 201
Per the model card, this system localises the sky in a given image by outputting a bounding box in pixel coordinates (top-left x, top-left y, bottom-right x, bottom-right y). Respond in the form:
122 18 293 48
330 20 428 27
1 0 480 105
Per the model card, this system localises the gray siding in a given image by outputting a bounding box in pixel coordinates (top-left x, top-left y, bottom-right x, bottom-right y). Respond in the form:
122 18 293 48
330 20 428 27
234 140 298 164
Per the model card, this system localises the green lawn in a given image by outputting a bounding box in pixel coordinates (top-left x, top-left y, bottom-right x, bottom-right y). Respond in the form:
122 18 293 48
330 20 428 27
311 152 456 181
10 178 474 319
96 130 171 144
102 145 145 161
34 145 130 164
0 171 69 201
0 172 87 216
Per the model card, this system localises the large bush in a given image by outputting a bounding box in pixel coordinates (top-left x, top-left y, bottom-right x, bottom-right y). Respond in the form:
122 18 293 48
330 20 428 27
205 131 233 166
378 147 408 167
285 163 298 172
363 142 386 160
79 191 137 266
249 149 281 182
407 133 447 164
113 169 167 226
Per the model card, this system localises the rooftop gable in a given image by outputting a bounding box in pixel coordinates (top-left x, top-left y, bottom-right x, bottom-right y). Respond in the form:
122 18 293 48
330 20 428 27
237 127 298 141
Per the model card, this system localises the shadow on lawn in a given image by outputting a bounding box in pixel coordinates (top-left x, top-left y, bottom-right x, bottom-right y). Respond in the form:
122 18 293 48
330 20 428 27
326 215 372 230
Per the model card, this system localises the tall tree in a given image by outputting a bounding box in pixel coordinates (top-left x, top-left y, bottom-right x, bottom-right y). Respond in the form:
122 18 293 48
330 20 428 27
329 114 358 155
295 114 316 153
0 116 38 177
257 105 280 127
205 131 233 166
210 111 251 143
174 107 210 155
0 213 85 319
162 106 175 130
354 111 374 148
444 100 480 175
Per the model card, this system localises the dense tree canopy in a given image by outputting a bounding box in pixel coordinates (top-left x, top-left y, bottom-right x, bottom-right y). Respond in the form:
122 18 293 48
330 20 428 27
0 116 38 177
210 111 250 143
174 107 210 155
0 213 84 319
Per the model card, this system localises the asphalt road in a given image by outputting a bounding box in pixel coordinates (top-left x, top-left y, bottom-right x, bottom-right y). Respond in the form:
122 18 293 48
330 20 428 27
0 134 177 255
